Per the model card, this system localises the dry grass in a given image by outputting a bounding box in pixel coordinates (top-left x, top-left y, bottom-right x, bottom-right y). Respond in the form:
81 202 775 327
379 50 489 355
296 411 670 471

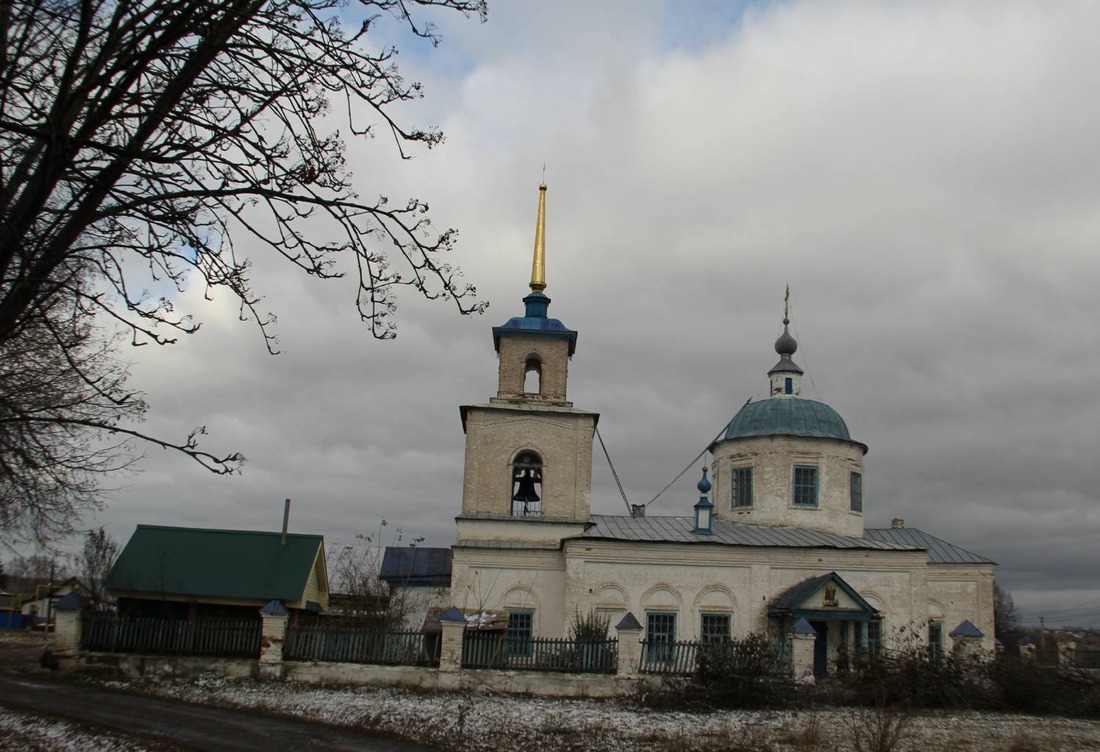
847 703 913 752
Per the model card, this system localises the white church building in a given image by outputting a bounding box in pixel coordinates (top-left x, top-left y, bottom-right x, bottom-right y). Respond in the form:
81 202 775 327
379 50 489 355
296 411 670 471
433 184 994 677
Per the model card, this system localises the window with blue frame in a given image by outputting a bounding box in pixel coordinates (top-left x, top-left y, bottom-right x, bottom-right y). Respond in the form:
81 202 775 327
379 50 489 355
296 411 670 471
784 377 793 394
792 466 819 506
506 610 534 657
850 471 863 513
928 620 944 660
646 612 677 663
731 467 753 508
700 613 731 644
867 619 883 656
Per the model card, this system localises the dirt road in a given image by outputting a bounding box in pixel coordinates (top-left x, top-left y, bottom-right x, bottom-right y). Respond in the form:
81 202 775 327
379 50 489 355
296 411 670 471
0 672 437 751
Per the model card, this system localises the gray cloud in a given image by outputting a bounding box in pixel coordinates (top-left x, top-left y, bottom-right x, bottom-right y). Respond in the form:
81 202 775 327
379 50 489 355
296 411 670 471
88 0 1100 627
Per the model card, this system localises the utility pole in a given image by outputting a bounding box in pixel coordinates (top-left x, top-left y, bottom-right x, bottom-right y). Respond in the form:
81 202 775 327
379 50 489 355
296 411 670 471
45 561 55 632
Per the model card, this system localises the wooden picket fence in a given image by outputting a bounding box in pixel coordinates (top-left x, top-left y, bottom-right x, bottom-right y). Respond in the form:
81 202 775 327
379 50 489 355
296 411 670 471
639 639 701 675
81 614 261 658
461 632 617 674
284 625 440 667
640 639 793 676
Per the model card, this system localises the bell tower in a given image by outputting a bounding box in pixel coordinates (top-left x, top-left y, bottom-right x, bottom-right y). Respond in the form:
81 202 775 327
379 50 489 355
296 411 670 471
456 183 598 546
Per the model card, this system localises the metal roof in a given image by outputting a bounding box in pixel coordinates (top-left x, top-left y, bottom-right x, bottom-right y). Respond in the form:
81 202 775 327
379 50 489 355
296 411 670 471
864 527 994 564
579 515 917 552
716 398 865 450
492 291 578 356
105 525 325 603
380 547 453 586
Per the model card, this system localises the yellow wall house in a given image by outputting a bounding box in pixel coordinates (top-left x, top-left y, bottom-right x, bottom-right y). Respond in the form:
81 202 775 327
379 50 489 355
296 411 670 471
106 525 329 620
448 184 995 679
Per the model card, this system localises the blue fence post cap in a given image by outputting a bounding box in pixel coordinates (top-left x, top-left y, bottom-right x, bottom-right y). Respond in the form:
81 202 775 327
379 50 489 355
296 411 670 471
440 606 466 623
949 619 983 638
793 617 816 636
260 599 288 616
615 612 642 631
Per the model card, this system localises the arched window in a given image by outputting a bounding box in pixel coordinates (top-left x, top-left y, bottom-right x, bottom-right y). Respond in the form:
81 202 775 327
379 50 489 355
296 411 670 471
523 356 542 395
511 450 543 517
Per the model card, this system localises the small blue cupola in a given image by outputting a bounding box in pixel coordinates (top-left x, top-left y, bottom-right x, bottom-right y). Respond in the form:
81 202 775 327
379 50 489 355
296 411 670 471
693 467 714 534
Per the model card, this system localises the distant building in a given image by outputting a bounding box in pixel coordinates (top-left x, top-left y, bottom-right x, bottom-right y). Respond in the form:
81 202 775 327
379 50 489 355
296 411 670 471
439 184 995 677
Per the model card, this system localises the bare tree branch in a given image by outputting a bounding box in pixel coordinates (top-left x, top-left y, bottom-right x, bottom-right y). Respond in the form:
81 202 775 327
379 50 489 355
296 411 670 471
0 0 487 541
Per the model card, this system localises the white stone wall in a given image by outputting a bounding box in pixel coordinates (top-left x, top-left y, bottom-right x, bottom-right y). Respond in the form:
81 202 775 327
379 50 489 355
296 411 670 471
928 563 996 652
460 404 595 522
450 546 569 636
455 517 590 546
710 435 866 537
390 585 451 632
562 540 929 645
496 336 572 402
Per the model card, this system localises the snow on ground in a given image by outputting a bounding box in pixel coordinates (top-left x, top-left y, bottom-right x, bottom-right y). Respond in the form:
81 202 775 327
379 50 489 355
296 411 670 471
0 708 152 752
108 674 1100 751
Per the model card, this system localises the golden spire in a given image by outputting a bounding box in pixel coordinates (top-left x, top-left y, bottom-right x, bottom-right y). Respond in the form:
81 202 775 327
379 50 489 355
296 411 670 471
530 183 547 293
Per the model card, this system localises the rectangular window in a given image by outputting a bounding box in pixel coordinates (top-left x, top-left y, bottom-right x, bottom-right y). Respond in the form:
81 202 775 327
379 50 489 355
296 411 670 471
730 467 754 508
792 466 819 506
506 610 533 658
700 613 731 644
928 620 944 660
850 471 863 513
867 619 883 656
784 377 793 394
645 612 677 663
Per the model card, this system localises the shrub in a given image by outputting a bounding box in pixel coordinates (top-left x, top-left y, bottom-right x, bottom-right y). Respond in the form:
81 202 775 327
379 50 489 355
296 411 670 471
841 645 985 710
846 701 912 752
692 633 797 709
987 656 1100 718
568 610 610 643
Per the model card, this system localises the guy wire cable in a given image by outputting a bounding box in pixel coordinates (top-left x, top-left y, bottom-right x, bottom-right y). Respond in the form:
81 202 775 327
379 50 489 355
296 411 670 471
594 425 633 515
646 397 752 511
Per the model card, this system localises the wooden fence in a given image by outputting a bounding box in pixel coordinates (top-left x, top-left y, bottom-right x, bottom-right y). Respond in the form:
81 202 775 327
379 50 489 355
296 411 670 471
461 632 617 674
639 639 701 675
284 626 440 667
81 615 261 658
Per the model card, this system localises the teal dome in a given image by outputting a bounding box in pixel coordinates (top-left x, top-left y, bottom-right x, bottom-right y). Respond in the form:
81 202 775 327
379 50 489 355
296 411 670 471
718 398 863 448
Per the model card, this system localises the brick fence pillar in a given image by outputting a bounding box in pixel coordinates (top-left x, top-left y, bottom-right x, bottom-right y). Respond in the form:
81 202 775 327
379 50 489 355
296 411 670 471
439 606 467 672
614 613 643 676
791 618 816 684
258 600 289 680
52 592 86 657
949 620 986 660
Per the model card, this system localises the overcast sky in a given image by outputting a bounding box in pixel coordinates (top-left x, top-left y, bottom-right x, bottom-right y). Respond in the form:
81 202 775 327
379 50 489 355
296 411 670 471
73 0 1100 627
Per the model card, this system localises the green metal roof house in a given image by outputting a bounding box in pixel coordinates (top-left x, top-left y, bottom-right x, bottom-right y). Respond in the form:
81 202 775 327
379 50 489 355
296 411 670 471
106 525 329 617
